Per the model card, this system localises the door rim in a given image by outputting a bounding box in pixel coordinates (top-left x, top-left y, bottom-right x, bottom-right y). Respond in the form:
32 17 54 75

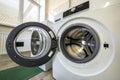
60 23 100 63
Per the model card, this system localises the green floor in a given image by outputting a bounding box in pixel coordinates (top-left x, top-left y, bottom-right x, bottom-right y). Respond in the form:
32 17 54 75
0 66 42 80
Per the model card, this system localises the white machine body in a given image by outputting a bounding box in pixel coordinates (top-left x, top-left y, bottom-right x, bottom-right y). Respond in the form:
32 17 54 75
53 0 120 80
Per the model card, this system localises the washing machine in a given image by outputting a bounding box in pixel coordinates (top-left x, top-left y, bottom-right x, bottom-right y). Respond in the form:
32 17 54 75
5 0 120 80
53 0 120 80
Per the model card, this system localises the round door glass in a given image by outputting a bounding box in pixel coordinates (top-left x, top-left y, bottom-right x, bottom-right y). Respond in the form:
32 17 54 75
60 24 100 63
15 27 51 59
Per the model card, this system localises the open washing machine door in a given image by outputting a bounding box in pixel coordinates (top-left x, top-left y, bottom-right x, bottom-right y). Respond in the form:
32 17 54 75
6 22 57 67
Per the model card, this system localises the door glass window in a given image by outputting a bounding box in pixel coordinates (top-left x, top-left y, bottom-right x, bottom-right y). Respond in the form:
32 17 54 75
15 26 51 59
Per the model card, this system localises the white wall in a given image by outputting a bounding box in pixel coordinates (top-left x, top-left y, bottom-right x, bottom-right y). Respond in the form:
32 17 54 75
0 26 13 55
0 0 19 26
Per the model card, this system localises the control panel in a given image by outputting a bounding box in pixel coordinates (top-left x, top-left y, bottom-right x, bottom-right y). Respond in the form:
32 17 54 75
63 1 89 18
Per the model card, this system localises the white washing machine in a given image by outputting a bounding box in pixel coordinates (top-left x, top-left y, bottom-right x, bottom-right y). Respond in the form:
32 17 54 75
53 0 120 80
5 0 120 80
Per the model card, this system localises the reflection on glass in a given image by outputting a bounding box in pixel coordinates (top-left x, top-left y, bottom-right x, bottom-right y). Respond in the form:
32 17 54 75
15 26 51 59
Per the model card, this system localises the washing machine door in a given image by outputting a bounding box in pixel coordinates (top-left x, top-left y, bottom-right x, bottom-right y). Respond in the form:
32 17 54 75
6 22 57 67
